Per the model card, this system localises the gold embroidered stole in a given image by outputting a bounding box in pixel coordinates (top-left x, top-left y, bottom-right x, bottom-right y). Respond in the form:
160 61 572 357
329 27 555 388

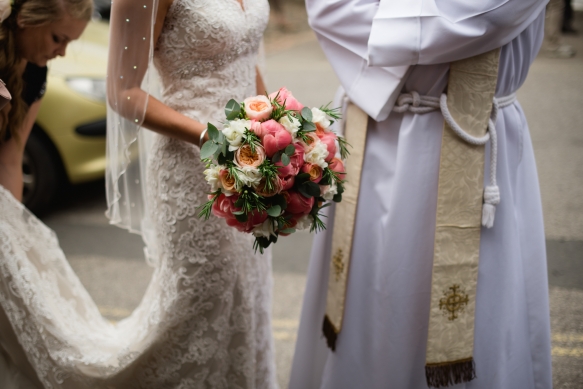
425 48 500 387
322 102 368 349
323 49 501 388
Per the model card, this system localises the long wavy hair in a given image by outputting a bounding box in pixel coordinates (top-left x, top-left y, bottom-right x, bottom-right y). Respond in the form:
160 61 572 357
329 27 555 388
0 0 93 142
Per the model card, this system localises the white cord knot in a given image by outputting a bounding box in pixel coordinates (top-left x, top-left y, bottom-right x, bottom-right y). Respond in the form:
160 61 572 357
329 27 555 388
393 91 517 229
482 185 500 228
411 91 421 107
483 185 500 205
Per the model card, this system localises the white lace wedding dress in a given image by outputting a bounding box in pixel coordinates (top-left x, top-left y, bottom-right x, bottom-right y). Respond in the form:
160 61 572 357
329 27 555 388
0 0 277 388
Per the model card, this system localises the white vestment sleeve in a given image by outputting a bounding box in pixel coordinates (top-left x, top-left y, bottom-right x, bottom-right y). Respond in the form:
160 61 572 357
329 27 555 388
306 0 409 122
368 0 549 66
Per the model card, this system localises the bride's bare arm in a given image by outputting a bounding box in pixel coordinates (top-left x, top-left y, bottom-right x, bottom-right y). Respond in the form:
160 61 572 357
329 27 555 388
0 100 40 200
256 67 267 96
108 0 206 145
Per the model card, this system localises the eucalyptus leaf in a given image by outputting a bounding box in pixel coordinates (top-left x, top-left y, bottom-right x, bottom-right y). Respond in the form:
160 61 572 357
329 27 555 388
284 144 295 156
267 205 281 217
298 185 310 198
213 147 222 160
207 123 219 141
225 99 241 120
301 107 313 122
280 228 296 234
200 141 219 159
221 138 228 156
302 121 316 132
281 153 290 166
272 151 282 164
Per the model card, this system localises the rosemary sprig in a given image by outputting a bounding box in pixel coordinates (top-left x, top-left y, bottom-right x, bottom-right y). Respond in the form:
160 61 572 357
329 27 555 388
337 136 351 159
197 190 221 220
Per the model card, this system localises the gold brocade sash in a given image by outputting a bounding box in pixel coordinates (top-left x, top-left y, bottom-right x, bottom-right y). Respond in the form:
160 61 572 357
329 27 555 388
322 102 368 349
323 49 501 388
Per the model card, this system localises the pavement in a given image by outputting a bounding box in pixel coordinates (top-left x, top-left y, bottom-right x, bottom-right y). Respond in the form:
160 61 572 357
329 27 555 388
40 5 583 389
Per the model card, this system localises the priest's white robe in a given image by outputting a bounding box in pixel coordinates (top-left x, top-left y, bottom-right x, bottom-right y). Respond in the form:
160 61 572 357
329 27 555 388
289 1 552 388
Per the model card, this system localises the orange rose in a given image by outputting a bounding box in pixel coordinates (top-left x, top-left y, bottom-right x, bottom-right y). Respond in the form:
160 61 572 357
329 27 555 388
300 163 323 184
235 144 266 169
219 169 237 192
255 176 283 197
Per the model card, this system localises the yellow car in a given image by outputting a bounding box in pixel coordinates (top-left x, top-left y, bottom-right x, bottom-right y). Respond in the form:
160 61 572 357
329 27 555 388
23 18 109 213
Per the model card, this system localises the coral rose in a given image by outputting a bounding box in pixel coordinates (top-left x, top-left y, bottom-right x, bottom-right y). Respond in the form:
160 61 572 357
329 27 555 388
269 87 304 111
328 157 346 180
301 163 323 184
244 95 273 121
283 190 315 215
317 132 337 162
212 193 239 219
235 144 265 169
226 209 268 233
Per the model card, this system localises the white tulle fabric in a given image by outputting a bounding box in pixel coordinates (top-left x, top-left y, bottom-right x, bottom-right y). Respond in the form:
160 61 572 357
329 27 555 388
0 0 276 387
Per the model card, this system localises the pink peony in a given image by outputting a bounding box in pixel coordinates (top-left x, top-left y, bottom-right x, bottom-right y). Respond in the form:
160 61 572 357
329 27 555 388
269 87 304 112
289 142 305 175
280 174 295 191
249 120 264 137
318 132 337 162
328 157 346 180
301 163 323 184
275 160 295 178
244 95 273 121
283 190 315 215
260 119 293 157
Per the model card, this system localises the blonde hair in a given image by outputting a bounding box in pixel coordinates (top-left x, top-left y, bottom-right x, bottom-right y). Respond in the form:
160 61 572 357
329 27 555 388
0 0 93 142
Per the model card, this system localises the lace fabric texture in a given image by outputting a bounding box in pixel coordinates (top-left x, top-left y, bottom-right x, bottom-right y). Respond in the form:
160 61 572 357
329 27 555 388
0 0 276 387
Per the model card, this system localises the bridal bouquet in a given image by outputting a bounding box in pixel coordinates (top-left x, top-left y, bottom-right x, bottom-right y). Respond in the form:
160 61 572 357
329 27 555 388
198 87 348 252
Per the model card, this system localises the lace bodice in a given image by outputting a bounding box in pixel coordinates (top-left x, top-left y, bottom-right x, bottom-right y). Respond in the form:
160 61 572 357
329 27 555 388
154 0 269 124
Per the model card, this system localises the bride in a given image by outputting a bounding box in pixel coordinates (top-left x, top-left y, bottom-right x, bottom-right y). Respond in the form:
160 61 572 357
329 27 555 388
0 0 277 387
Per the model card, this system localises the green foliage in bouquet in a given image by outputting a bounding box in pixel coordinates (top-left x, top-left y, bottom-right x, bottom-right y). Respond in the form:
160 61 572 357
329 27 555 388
198 96 348 253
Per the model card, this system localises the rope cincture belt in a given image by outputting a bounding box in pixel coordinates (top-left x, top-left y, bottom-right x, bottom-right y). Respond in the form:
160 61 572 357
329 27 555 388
393 91 517 229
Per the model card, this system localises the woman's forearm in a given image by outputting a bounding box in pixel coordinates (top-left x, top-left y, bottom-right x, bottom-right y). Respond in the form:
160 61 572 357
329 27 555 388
0 100 40 200
256 67 267 95
141 94 206 145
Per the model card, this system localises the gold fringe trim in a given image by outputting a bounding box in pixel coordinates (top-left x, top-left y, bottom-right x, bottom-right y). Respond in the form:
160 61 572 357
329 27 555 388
425 357 476 388
322 314 338 351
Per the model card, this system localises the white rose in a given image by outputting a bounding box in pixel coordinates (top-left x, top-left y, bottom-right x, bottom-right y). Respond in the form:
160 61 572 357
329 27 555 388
322 181 338 201
304 140 329 169
294 214 313 231
278 115 301 139
311 108 331 130
222 119 251 151
238 166 262 188
203 164 224 192
0 0 11 23
252 219 277 238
